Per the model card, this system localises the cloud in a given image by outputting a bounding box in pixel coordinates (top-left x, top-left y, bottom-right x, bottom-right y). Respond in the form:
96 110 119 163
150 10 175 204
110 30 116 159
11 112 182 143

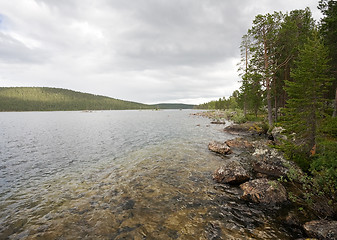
0 31 48 63
0 0 322 104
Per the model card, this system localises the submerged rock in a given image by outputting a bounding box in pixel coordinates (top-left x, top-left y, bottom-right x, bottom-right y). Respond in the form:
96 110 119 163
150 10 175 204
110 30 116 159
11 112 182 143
240 178 287 205
213 160 250 184
208 141 232 155
121 199 135 210
303 220 337 240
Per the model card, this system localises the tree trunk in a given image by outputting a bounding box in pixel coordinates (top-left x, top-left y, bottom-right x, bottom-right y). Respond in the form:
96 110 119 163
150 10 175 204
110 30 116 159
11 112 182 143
264 36 273 127
333 87 337 117
275 93 278 123
267 83 273 127
274 76 278 123
244 43 248 118
309 110 317 154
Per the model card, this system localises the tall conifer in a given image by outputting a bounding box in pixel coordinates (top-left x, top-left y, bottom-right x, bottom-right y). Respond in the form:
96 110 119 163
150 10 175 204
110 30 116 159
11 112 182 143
284 31 333 153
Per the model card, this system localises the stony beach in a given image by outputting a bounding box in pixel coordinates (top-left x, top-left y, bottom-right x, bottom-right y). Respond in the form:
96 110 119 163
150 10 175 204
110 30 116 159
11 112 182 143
194 110 337 240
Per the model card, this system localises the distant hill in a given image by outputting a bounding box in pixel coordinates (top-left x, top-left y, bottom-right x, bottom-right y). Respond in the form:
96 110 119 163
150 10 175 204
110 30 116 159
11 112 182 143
0 87 152 111
150 103 195 109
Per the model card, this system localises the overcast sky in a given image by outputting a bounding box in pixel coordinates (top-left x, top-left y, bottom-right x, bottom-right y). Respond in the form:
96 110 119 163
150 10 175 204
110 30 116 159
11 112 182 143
0 0 322 104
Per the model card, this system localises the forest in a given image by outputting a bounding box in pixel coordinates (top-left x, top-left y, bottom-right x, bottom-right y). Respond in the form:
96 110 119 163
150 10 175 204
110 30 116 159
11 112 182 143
198 0 337 219
0 87 153 111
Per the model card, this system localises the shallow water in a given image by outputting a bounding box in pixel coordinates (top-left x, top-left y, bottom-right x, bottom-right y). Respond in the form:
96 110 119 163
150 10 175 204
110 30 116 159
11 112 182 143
0 110 294 239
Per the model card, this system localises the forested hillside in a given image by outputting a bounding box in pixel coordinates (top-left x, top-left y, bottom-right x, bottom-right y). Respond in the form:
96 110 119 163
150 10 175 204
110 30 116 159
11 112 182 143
0 87 152 111
152 103 195 109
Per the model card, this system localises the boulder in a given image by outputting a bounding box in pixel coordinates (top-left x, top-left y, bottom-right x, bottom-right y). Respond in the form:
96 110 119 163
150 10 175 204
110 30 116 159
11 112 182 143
213 160 250 184
208 141 232 155
240 178 287 205
252 146 300 178
303 220 337 240
271 126 287 144
225 138 253 150
224 123 251 135
224 122 267 135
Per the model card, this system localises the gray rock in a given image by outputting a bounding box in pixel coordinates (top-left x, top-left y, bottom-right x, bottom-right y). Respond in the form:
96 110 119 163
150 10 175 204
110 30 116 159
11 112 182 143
240 178 287 205
303 220 337 240
224 122 267 135
271 126 287 144
213 160 250 184
252 146 300 178
208 141 232 155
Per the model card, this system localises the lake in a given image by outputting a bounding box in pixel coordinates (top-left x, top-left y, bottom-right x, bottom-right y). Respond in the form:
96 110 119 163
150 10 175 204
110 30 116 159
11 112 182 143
0 110 294 239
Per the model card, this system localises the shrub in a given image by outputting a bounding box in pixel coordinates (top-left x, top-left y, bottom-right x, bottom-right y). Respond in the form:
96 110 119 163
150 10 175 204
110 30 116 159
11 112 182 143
310 140 337 196
279 139 337 218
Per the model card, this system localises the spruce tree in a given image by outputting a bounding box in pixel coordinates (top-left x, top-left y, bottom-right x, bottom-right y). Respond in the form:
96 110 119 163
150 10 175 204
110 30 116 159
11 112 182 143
283 31 333 154
318 0 337 117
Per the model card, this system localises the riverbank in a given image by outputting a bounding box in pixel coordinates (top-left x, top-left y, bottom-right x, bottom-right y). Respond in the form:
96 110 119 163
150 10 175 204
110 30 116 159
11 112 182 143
195 110 337 239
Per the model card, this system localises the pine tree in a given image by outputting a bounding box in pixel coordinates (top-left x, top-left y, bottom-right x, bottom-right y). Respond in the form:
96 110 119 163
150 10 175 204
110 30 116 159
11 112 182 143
248 12 284 126
274 8 315 119
283 31 333 154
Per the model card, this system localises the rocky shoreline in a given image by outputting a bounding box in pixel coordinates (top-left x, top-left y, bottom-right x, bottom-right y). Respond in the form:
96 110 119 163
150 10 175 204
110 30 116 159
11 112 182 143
197 112 337 239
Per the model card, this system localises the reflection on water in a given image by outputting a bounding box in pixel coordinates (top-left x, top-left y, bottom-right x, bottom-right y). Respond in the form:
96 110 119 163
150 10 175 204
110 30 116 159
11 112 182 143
0 110 294 239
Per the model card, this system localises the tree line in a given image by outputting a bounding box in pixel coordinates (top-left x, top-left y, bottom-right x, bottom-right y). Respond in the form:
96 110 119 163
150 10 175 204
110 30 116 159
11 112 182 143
194 90 239 110
199 1 336 151
237 0 336 156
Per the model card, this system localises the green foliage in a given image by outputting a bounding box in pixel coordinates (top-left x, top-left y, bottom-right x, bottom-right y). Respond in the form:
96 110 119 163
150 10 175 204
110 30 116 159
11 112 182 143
238 4 337 220
283 31 333 153
319 0 337 71
321 115 337 138
279 153 337 218
243 113 264 122
150 103 195 109
238 9 316 124
0 87 153 111
273 8 315 119
319 0 337 109
278 118 337 218
229 109 246 124
195 91 239 110
238 71 263 116
275 138 311 171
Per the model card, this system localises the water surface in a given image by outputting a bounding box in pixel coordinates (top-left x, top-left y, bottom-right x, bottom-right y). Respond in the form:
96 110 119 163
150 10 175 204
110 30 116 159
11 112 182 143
0 110 294 239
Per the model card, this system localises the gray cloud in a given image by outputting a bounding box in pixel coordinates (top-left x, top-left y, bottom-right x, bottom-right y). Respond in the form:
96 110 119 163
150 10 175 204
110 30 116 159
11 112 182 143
0 0 322 104
0 32 50 63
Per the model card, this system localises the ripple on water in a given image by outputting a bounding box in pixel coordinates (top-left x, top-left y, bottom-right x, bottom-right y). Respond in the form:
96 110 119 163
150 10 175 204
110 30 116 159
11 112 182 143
0 111 295 239
2 141 288 239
